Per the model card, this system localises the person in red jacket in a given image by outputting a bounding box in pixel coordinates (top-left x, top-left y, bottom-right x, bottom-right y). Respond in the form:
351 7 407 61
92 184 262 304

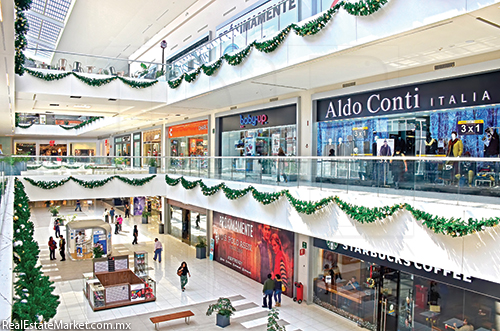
48 236 57 260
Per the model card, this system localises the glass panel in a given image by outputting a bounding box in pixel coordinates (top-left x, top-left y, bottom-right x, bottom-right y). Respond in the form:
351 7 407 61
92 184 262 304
313 248 378 329
189 212 207 246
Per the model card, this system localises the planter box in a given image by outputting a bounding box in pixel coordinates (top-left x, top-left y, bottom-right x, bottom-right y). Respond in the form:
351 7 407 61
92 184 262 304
142 216 148 224
216 314 230 328
196 246 206 259
149 167 157 174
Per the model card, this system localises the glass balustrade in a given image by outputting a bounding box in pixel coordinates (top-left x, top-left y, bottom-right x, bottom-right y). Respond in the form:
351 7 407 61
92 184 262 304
2 155 500 204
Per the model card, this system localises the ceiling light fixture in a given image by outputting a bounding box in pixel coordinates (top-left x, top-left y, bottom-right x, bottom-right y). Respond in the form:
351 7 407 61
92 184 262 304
476 17 500 29
0 1 3 22
49 103 59 107
5 73 9 86
74 105 91 109
70 95 81 99
108 98 117 101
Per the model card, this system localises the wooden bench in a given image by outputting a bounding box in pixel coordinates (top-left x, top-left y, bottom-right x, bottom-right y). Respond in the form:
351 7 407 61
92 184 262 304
150 311 194 330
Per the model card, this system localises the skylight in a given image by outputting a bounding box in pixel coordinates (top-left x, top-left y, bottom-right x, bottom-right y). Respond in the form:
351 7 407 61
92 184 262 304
25 0 74 63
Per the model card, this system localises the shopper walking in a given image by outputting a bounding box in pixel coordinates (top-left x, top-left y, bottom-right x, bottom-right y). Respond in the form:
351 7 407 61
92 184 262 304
262 273 275 309
48 236 57 260
54 218 61 238
177 262 191 292
75 199 82 212
59 235 66 261
114 221 119 235
124 204 130 218
153 238 162 262
274 274 283 307
109 207 115 223
116 215 123 232
103 208 109 223
132 225 138 245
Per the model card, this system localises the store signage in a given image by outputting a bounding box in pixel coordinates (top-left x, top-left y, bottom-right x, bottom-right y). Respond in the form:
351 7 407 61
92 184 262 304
219 104 296 132
49 140 55 146
240 114 268 128
316 70 500 122
315 239 500 299
213 212 295 296
168 120 208 138
217 0 297 37
457 120 484 135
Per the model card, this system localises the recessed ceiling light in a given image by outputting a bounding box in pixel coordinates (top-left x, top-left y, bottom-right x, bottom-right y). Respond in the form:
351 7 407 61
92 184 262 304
74 105 91 109
70 96 82 99
49 104 59 107
108 98 117 101
175 114 181 116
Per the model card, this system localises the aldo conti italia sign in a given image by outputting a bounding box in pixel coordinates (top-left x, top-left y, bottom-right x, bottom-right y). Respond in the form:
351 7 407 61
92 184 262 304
316 69 500 122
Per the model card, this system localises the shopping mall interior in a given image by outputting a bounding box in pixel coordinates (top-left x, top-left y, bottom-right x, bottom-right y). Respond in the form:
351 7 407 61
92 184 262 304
2 0 500 330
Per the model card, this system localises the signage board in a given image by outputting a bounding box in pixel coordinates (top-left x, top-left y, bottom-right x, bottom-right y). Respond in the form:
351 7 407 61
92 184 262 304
168 120 208 138
316 70 500 122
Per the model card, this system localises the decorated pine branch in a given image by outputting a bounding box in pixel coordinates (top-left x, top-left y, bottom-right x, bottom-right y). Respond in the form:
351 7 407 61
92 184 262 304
12 179 60 326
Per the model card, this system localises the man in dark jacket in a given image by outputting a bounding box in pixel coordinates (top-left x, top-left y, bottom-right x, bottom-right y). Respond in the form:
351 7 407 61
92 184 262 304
59 235 66 261
262 274 275 309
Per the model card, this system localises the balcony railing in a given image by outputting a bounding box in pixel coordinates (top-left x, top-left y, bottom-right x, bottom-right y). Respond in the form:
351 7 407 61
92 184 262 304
2 155 500 203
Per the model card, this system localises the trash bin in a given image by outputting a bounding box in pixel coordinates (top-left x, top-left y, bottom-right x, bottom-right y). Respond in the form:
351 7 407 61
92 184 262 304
159 223 164 234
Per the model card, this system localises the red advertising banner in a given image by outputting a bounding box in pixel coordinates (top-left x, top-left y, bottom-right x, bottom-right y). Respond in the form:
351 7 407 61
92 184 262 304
213 212 295 297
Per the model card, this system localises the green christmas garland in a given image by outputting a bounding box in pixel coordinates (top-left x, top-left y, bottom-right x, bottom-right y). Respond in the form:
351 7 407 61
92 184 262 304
59 116 104 130
166 0 389 88
24 175 156 190
28 164 85 170
24 69 158 89
14 0 32 75
12 178 60 326
164 174 499 237
18 0 390 87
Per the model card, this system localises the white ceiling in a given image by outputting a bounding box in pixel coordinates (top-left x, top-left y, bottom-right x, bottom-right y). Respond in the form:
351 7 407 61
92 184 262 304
52 0 197 70
8 2 500 138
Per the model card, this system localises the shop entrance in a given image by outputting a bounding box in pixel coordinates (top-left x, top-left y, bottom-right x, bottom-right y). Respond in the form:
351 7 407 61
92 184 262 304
378 268 414 331
181 209 190 244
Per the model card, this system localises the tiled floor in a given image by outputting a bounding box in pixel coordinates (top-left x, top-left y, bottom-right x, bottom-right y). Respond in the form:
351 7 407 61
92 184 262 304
33 203 359 331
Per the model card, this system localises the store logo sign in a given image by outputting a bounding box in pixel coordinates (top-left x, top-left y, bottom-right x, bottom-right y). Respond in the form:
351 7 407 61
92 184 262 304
240 114 268 128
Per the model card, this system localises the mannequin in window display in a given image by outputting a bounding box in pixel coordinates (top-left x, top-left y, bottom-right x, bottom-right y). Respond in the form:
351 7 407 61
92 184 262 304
483 127 499 157
447 131 463 180
425 133 438 155
425 133 438 183
372 135 379 156
336 138 346 156
395 135 406 154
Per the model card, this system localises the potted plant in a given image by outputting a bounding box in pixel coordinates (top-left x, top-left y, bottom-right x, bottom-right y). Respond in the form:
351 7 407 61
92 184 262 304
93 243 104 258
148 158 157 174
48 205 60 217
195 236 207 259
267 308 286 331
141 210 151 224
206 297 236 328
114 157 125 168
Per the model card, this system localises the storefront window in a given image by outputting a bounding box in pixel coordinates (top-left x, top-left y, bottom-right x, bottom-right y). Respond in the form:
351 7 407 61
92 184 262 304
133 133 141 168
70 143 96 157
312 248 378 329
40 144 67 157
15 142 36 155
168 204 206 247
312 241 500 331
143 129 161 167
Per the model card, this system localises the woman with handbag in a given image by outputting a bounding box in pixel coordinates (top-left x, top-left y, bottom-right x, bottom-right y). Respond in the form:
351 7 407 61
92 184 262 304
273 274 283 307
177 261 191 292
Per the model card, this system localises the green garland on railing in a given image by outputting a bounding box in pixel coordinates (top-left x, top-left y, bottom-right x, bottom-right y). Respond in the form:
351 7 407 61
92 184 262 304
24 68 71 81
12 179 60 326
166 0 389 88
24 175 156 190
59 116 103 130
163 174 500 237
24 69 158 89
27 164 84 170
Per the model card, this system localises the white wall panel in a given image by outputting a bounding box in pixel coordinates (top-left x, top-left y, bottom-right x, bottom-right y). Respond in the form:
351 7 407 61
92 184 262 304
20 174 500 286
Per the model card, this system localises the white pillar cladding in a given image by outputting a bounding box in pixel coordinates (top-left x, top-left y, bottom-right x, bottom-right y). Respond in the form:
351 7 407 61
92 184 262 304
0 179 14 324
20 174 500 288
